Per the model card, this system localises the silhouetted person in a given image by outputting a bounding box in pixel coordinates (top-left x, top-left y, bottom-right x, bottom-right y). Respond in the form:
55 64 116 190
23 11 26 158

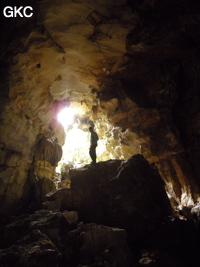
89 127 99 164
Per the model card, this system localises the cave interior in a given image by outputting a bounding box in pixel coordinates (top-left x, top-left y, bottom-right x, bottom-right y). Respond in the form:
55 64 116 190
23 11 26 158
1 0 200 266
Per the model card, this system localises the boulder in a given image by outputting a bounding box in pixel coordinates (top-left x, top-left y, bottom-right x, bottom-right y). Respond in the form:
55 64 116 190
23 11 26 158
45 155 172 243
0 229 60 267
44 188 74 211
3 210 70 250
63 223 133 267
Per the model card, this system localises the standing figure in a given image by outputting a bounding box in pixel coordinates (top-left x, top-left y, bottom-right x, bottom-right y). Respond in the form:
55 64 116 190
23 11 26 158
89 127 99 164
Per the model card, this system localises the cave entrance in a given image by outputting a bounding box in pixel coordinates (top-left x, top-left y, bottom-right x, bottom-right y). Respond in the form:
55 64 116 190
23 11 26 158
56 106 113 171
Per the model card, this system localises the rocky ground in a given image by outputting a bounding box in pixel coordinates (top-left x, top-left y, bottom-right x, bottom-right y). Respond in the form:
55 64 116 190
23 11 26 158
1 154 200 267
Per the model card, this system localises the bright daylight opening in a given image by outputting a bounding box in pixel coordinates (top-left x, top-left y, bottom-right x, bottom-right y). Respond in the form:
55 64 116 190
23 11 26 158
57 107 76 129
56 107 108 172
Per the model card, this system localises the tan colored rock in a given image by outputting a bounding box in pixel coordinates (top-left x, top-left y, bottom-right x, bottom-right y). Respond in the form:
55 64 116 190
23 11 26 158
0 163 29 216
156 154 200 206
34 135 62 179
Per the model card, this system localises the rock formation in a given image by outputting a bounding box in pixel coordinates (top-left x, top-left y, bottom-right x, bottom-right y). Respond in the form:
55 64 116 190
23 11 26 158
45 155 172 242
34 134 62 179
1 0 200 266
1 155 200 266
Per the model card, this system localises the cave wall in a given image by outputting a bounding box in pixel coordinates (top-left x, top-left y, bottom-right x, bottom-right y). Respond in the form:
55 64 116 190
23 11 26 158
1 0 200 215
94 0 200 205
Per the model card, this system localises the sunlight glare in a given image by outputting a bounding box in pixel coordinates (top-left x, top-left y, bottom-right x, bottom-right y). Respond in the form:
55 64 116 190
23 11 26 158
56 107 109 172
57 107 76 128
58 123 90 169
